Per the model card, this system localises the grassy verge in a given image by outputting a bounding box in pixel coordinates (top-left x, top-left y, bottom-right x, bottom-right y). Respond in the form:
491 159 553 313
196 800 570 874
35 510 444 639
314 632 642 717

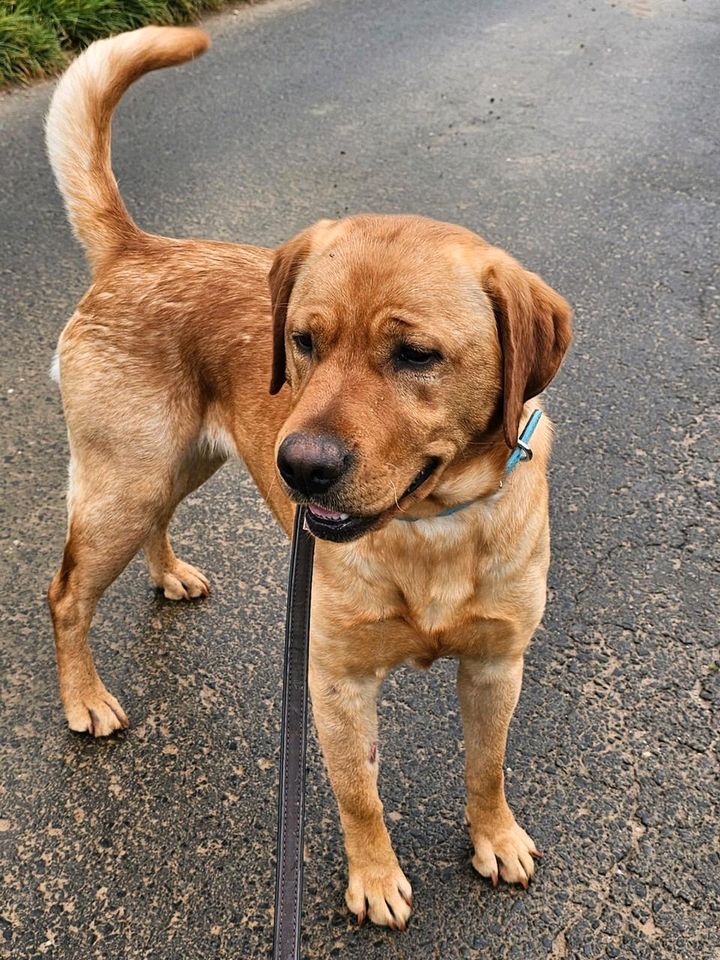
0 0 228 86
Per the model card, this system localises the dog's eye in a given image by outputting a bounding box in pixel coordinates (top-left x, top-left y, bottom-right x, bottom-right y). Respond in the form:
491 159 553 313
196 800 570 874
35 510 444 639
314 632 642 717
394 344 442 370
292 331 313 356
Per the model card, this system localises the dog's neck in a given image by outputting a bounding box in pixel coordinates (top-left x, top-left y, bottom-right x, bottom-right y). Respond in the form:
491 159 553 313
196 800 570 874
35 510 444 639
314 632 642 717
395 407 544 524
398 439 508 522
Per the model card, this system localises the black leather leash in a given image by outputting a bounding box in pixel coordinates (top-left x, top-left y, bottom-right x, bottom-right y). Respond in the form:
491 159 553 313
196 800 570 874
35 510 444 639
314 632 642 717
272 506 315 960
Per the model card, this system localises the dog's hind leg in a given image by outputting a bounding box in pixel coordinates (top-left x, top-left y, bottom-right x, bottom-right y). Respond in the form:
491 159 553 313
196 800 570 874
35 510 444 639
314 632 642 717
144 530 209 601
48 459 173 736
143 447 224 600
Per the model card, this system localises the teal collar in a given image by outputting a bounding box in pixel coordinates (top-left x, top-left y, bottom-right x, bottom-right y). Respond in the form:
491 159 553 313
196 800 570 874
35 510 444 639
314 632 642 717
396 409 543 523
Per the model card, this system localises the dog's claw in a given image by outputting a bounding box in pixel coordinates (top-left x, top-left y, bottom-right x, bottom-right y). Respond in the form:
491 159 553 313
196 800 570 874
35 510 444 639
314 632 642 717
65 684 129 738
346 863 412 929
156 559 210 601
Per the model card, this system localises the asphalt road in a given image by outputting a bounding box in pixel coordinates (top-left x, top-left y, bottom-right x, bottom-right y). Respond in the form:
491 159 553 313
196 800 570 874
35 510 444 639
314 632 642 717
1 0 718 957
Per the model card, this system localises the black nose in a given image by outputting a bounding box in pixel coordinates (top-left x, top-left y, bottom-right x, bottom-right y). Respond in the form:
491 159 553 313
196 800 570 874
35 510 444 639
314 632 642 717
277 433 352 497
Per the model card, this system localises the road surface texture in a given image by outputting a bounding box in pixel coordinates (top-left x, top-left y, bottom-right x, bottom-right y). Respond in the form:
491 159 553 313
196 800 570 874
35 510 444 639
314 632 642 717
1 0 718 957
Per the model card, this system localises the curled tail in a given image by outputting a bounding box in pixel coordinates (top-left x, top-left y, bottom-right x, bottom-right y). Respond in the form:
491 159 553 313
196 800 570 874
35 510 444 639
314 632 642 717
45 26 210 273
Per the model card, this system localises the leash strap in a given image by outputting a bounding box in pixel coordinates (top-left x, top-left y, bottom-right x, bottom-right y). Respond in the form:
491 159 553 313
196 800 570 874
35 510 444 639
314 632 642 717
272 506 315 960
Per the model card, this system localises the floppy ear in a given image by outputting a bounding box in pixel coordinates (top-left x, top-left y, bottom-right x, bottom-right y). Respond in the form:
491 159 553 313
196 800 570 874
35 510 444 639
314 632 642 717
268 232 311 395
481 251 572 448
268 219 340 395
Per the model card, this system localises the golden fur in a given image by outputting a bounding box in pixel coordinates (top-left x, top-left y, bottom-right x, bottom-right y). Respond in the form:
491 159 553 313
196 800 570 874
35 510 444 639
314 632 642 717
46 27 572 928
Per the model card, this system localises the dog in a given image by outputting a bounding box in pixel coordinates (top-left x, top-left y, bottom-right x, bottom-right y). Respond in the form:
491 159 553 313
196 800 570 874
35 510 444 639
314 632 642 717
46 27 572 928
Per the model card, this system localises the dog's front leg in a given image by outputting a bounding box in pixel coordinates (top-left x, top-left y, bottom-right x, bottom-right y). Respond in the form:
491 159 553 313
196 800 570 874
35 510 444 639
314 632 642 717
309 661 412 928
457 653 542 888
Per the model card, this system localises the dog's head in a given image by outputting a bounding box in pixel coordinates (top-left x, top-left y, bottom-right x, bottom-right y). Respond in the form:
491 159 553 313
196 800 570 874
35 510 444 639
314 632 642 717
269 215 571 542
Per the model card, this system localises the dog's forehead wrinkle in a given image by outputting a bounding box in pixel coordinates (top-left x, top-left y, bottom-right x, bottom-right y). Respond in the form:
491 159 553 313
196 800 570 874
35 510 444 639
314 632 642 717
298 235 488 339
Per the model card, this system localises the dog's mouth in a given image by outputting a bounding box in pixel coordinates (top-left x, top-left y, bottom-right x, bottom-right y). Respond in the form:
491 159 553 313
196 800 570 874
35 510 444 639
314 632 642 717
304 457 441 543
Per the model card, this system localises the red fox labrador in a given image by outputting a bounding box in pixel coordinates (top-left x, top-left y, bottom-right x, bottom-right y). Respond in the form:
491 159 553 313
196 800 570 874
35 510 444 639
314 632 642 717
46 27 572 928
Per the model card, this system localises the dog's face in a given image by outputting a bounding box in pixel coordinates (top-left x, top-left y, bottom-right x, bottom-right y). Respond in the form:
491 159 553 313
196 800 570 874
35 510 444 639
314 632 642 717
270 215 571 542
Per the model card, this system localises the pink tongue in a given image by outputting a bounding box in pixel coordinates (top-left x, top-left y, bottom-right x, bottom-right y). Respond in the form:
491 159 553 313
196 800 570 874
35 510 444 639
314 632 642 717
308 504 345 520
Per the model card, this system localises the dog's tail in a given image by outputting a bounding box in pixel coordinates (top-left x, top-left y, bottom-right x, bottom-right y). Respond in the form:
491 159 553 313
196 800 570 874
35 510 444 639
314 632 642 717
46 26 210 273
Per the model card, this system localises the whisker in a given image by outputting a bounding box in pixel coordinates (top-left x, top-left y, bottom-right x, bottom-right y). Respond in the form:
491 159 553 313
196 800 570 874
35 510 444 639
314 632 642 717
465 439 502 448
265 468 280 503
389 478 409 514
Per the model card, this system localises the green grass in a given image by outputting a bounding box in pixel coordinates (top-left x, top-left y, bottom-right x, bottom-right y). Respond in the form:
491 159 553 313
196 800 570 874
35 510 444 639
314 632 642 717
0 0 228 86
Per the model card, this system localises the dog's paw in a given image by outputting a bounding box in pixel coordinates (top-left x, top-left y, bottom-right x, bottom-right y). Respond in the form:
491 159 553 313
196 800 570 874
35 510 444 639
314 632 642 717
156 559 210 600
63 684 129 737
345 858 413 929
468 812 541 889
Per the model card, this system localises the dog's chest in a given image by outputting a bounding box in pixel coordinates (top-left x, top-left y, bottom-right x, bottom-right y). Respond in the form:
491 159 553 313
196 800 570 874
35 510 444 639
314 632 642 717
397 569 476 635
314 515 546 670
334 519 503 638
